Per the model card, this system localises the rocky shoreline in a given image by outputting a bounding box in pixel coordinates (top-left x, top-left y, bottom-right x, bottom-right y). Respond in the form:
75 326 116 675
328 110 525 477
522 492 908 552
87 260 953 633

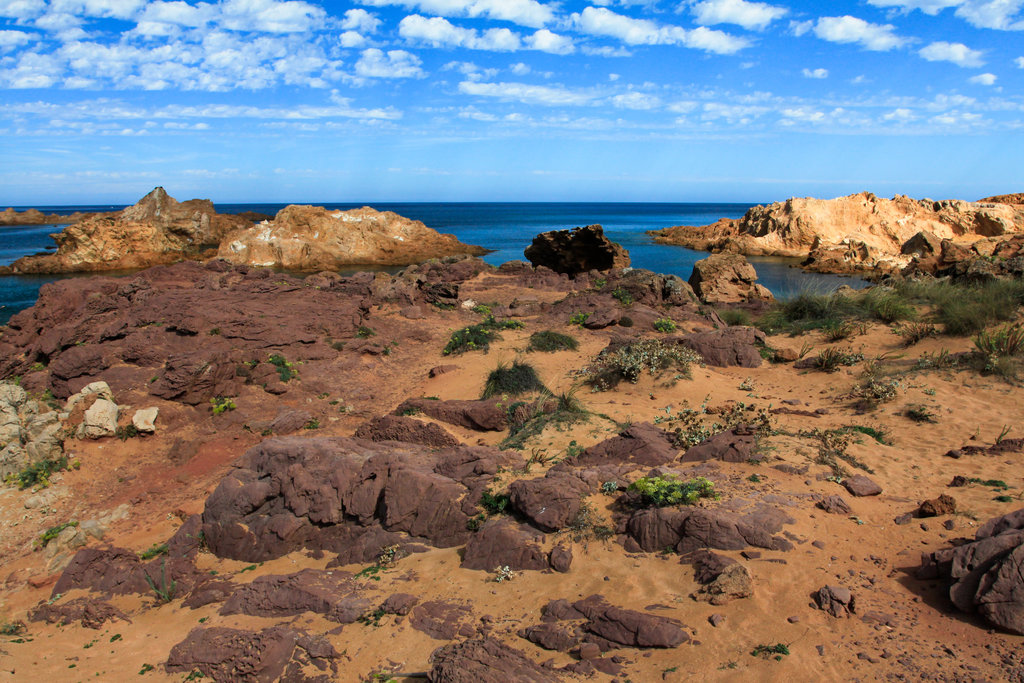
649 191 1024 278
2 187 487 275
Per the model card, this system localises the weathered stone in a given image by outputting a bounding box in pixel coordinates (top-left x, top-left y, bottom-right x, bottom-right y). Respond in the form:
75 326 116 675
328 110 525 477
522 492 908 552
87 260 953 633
78 398 118 439
524 225 630 275
688 253 773 304
132 407 158 433
843 475 882 497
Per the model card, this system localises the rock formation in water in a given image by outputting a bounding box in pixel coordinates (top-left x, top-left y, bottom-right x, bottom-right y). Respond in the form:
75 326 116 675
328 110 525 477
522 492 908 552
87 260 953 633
3 189 487 274
0 208 107 226
524 224 630 275
649 192 1024 275
217 204 488 269
4 187 251 274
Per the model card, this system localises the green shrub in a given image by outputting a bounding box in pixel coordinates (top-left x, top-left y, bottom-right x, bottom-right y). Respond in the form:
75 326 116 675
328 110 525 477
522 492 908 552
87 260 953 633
893 322 937 346
569 312 590 327
751 643 790 661
653 318 677 333
904 404 937 423
268 354 297 382
356 326 375 338
611 287 633 306
973 324 1024 357
821 320 860 342
617 316 634 327
11 455 70 490
482 315 524 330
482 360 548 399
813 347 864 372
480 488 510 515
35 520 78 549
718 309 750 326
139 543 169 561
628 475 717 507
443 324 497 355
860 289 916 323
210 397 236 415
527 330 579 352
584 339 702 390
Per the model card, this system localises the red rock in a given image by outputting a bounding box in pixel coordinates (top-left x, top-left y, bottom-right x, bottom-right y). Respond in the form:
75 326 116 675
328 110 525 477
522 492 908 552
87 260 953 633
681 427 759 463
429 637 559 683
219 569 368 623
816 495 852 515
394 397 508 432
410 600 475 640
816 584 855 617
572 595 689 648
30 597 130 629
680 327 765 368
918 494 957 517
508 472 593 532
573 423 678 467
166 625 339 682
461 518 549 571
354 414 459 449
843 475 882 497
520 622 580 651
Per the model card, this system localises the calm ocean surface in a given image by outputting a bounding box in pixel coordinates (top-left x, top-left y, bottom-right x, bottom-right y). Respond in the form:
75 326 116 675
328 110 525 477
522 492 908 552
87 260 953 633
0 202 867 324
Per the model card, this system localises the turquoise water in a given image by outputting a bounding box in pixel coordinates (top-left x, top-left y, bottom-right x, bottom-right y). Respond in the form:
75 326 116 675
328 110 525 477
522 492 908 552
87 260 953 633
0 202 868 324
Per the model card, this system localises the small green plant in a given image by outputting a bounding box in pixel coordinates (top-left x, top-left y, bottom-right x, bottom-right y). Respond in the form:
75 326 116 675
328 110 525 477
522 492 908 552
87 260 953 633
995 495 1015 503
10 455 70 490
210 397 236 415
851 377 899 409
617 316 634 327
34 520 78 550
565 502 615 543
821 320 860 342
653 318 677 333
482 360 548 399
139 543 169 561
145 558 177 604
355 564 387 581
480 488 510 515
627 475 717 507
583 339 702 391
28 361 46 372
358 607 387 627
600 481 619 495
813 347 864 372
747 473 762 483
569 311 591 327
904 404 937 423
268 354 297 382
527 330 578 352
967 478 1009 489
443 324 498 355
565 439 584 459
471 303 492 316
751 643 790 661
139 663 155 675
303 418 320 430
593 278 607 289
208 327 221 336
0 621 26 636
893 322 937 346
356 326 375 338
116 424 139 441
611 287 633 306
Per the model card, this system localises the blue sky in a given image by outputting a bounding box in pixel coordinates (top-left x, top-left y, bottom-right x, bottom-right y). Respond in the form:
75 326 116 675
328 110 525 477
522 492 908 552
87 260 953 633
0 0 1022 204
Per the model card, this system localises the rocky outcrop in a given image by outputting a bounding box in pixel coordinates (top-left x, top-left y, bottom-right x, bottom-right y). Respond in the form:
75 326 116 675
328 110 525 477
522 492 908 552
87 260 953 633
650 192 1024 275
688 253 772 304
429 637 560 683
524 225 630 275
217 204 487 270
199 436 521 562
919 508 1024 635
0 382 64 481
5 187 252 274
0 207 106 226
4 189 486 275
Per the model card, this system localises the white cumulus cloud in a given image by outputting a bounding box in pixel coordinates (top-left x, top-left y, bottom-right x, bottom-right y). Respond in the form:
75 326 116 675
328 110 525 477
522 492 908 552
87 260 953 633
688 0 787 31
399 15 521 51
919 41 984 67
571 6 749 54
609 91 661 110
0 29 35 50
802 67 828 78
954 0 1024 30
358 0 555 28
866 0 963 15
1017 56 1024 67
524 28 574 54
354 48 424 78
459 80 594 106
813 16 907 51
968 72 997 84
341 8 380 32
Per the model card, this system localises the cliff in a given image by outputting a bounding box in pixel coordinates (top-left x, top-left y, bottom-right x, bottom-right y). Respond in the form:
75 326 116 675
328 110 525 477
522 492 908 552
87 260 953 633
217 204 488 269
650 192 1024 274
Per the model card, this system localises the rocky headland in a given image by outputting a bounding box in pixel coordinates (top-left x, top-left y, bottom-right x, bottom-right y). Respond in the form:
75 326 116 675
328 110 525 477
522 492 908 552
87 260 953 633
3 188 486 275
0 241 1021 681
0 207 110 226
650 192 1024 276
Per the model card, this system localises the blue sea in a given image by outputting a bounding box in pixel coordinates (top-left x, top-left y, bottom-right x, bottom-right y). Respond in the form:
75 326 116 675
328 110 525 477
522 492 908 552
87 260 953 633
0 202 867 324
